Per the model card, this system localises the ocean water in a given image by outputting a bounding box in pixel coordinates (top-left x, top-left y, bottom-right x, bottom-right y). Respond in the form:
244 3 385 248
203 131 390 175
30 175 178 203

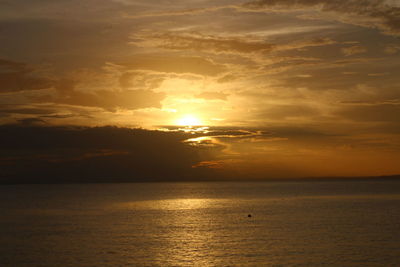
0 180 399 266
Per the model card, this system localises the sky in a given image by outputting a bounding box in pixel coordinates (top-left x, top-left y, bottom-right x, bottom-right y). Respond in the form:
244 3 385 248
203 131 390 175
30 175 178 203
1 0 400 182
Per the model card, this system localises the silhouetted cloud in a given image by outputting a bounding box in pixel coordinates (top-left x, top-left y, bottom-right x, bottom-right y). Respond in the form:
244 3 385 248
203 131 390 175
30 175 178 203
0 59 53 93
0 124 220 183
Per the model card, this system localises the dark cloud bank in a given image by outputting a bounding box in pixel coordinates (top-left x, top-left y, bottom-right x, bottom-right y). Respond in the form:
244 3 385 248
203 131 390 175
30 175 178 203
1 124 398 184
0 124 220 184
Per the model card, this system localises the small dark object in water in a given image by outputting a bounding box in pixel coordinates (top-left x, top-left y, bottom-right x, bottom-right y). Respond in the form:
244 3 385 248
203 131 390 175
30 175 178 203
248 214 252 218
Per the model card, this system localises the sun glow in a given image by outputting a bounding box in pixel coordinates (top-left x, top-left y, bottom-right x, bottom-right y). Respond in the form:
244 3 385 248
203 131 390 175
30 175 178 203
177 115 202 127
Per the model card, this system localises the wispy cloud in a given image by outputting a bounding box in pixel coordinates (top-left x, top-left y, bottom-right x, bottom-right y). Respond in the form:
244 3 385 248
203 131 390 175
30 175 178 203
238 0 400 36
341 45 367 56
132 32 336 55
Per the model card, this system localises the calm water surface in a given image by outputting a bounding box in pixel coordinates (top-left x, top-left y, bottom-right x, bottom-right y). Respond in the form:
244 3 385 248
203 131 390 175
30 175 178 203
1 180 400 266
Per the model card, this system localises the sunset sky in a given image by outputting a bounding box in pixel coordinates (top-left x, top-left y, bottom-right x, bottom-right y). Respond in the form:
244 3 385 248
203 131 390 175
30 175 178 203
1 0 400 181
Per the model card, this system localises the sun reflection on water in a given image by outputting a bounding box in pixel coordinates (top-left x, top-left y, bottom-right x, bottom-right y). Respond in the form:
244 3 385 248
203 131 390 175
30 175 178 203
117 199 225 264
120 198 215 210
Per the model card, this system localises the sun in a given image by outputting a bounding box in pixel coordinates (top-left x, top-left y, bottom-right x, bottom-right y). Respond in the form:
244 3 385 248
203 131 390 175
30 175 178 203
176 115 202 127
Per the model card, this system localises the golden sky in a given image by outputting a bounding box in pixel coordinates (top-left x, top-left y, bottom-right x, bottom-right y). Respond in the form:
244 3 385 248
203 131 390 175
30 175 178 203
1 0 400 180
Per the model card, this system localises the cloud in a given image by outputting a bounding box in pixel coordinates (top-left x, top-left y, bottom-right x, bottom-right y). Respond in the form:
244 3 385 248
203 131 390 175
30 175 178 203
0 59 168 112
196 91 228 100
238 0 400 36
0 59 53 93
0 59 25 72
134 32 275 54
123 0 400 37
336 103 400 122
257 104 320 120
0 102 95 125
16 117 47 126
35 84 166 112
132 32 335 56
341 45 367 56
0 17 137 71
0 124 219 183
125 5 231 18
331 57 383 66
384 44 400 54
118 71 164 90
217 74 241 83
0 106 55 115
1 123 399 183
119 55 226 76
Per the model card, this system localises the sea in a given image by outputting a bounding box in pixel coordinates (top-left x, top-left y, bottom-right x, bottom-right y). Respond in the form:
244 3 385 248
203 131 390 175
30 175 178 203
0 180 399 266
